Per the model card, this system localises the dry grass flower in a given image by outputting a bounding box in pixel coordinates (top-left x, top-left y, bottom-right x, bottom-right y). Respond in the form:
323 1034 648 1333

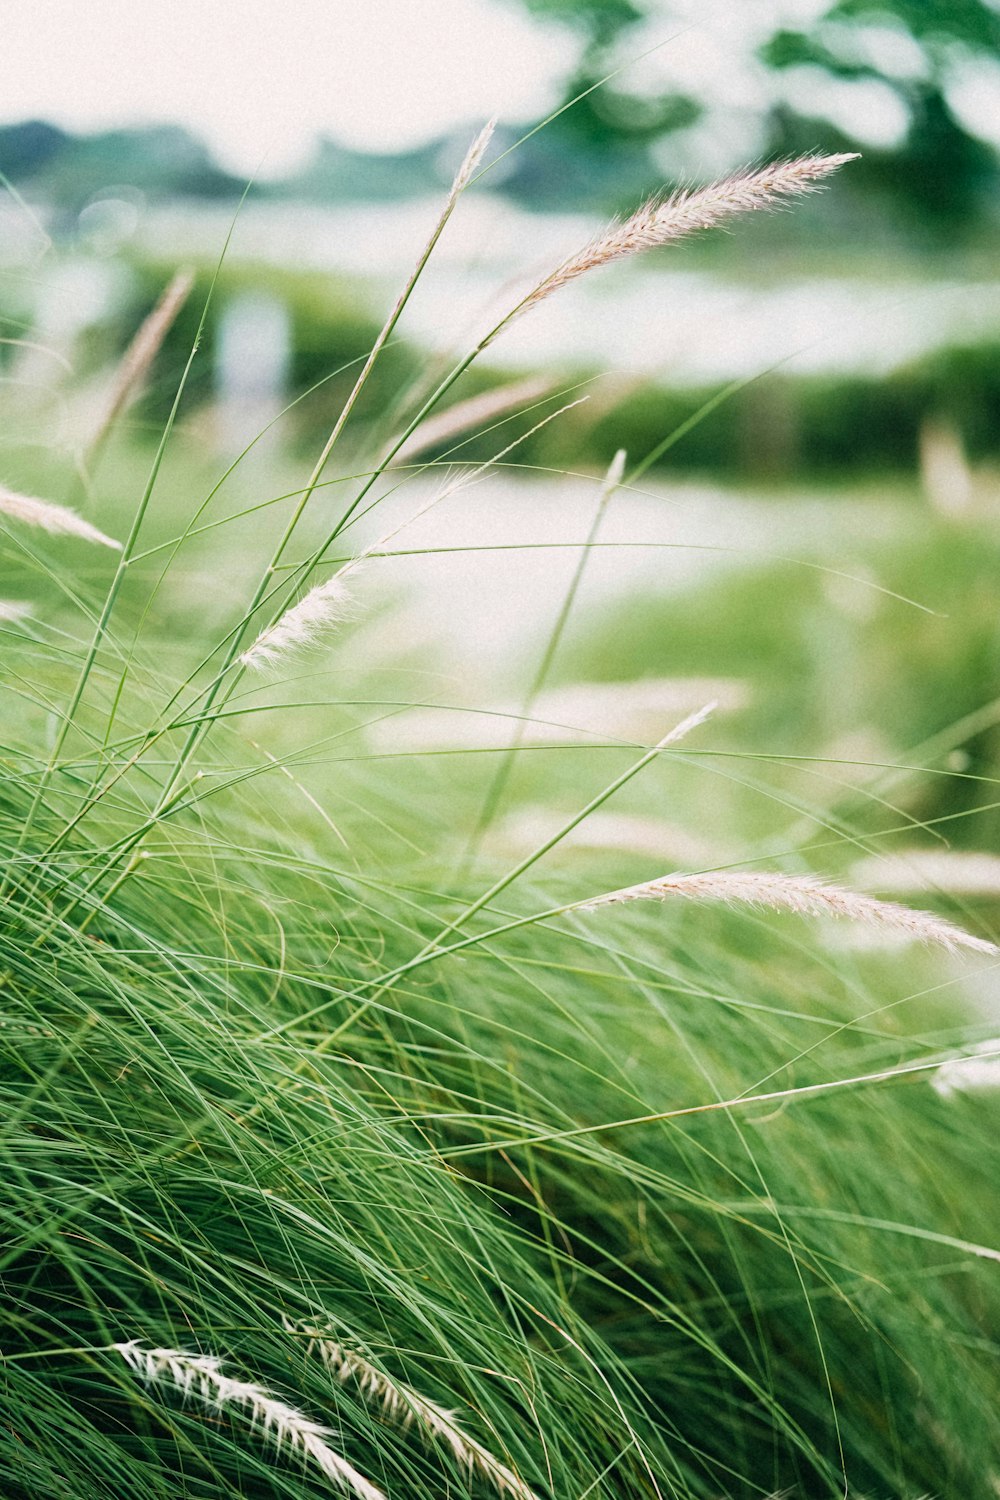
239 570 358 672
0 482 121 549
89 268 195 454
488 153 858 341
578 868 997 955
115 1341 386 1500
449 116 497 200
291 1324 539 1500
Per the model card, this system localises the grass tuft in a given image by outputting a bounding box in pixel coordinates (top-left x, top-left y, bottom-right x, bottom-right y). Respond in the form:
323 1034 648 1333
2 134 998 1500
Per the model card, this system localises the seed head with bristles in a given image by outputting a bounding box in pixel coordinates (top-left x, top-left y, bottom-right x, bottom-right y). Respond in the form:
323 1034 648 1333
488 153 858 340
114 1341 386 1500
577 869 998 956
240 568 359 672
450 116 497 200
290 1323 540 1500
90 267 195 454
0 483 121 549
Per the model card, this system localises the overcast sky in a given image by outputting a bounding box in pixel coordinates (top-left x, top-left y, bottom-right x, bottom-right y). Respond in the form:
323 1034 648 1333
4 0 998 178
3 0 575 173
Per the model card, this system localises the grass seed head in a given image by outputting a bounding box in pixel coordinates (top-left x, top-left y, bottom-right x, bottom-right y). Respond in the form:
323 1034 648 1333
115 1341 387 1500
579 868 998 955
292 1324 540 1500
0 483 122 549
239 569 359 672
491 152 859 340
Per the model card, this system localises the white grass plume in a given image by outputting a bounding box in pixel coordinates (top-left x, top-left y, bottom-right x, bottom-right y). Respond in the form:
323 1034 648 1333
449 116 496 200
0 600 29 623
577 869 998 955
488 153 857 340
239 568 358 672
292 1324 539 1500
89 268 194 454
115 1341 386 1500
0 482 121 549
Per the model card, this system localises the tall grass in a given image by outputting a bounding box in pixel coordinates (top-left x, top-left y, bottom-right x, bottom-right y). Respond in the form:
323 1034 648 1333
2 131 999 1500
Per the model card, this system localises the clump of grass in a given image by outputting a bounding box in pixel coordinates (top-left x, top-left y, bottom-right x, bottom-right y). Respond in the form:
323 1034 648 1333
3 121 1000 1500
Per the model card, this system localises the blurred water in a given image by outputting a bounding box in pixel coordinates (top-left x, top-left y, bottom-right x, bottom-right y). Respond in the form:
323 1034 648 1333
349 469 905 686
130 195 1000 382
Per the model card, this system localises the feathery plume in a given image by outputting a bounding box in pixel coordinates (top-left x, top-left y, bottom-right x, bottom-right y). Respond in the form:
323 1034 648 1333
0 482 121 549
653 699 716 750
89 268 195 454
0 600 29 623
602 446 627 494
577 869 997 955
449 117 497 201
115 1341 386 1500
393 376 554 465
239 568 358 672
292 1324 539 1500
489 153 857 339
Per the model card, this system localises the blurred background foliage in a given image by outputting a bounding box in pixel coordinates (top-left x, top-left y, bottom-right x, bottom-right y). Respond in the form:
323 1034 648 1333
2 0 999 868
4 0 999 230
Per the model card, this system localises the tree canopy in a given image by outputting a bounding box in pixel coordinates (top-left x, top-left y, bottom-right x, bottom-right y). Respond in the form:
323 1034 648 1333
502 0 1000 230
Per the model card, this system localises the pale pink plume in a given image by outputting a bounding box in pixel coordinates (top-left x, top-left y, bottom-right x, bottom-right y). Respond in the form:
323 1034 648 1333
578 869 997 955
90 268 194 452
489 153 858 339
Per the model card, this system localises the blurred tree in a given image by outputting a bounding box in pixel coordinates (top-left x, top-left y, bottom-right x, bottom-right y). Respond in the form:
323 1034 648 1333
502 0 1000 230
0 121 241 214
500 0 702 206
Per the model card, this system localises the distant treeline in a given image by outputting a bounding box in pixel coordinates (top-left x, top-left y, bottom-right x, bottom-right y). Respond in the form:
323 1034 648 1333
4 255 997 485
